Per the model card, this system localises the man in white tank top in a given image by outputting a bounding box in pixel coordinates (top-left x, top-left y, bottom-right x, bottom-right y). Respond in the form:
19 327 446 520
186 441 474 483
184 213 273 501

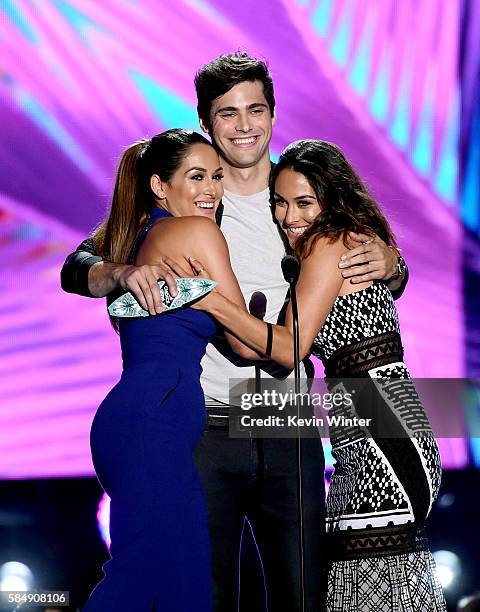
61 52 407 612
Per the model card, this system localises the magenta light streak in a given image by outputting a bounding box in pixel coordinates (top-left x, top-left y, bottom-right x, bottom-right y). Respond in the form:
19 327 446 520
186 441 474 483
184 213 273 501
437 439 469 470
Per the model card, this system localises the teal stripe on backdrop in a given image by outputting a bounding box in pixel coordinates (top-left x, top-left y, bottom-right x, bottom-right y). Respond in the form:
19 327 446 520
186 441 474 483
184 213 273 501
348 18 373 97
130 71 199 130
461 104 480 231
434 93 459 204
54 0 105 35
311 0 334 38
330 7 352 67
369 50 390 124
1 0 37 42
17 91 93 173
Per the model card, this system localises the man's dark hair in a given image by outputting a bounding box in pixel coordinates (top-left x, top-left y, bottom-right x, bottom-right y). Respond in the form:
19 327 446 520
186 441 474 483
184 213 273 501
194 52 275 128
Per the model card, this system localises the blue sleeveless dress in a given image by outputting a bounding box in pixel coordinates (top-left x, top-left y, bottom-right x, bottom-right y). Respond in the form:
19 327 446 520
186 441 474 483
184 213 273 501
84 208 216 611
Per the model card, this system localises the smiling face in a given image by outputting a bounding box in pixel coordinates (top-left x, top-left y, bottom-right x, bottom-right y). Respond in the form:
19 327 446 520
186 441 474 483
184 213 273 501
273 168 322 246
151 143 224 219
205 80 275 169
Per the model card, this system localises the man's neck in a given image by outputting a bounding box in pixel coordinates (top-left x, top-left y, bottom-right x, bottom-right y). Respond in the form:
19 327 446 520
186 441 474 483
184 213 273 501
222 154 271 196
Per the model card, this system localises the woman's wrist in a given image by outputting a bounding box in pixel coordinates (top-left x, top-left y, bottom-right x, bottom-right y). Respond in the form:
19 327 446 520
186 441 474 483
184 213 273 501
205 291 230 316
197 289 222 314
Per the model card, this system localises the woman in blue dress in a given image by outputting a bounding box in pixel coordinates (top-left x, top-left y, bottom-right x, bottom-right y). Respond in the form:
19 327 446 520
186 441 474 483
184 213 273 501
83 129 260 612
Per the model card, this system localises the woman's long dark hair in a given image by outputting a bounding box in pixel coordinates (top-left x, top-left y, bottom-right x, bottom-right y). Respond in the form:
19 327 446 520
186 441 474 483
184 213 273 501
93 129 212 263
270 139 397 259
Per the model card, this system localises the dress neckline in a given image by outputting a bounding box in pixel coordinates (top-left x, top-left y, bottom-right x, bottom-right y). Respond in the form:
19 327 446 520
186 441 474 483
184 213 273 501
151 207 172 219
336 282 377 301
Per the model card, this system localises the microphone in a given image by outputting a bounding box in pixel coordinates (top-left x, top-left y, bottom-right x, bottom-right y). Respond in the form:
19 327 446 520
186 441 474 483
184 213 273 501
281 255 300 285
280 255 301 381
249 292 267 394
249 291 267 321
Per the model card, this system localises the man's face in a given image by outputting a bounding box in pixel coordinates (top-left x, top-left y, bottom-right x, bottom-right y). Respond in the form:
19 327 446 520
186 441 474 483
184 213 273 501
204 80 275 169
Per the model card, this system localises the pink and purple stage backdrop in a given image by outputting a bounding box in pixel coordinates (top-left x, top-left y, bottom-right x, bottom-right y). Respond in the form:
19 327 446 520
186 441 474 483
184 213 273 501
0 0 476 478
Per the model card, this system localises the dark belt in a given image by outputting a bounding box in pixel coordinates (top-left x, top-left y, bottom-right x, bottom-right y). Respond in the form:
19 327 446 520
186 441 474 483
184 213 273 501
327 523 428 561
324 331 404 378
205 404 233 429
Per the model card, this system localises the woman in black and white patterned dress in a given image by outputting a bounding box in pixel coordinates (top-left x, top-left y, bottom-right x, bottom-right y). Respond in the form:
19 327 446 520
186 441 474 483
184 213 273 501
192 139 446 611
312 281 445 611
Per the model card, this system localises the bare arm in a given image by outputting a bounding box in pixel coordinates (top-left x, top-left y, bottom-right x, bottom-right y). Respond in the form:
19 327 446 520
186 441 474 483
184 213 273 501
88 259 192 314
194 237 345 368
60 237 190 315
138 217 264 360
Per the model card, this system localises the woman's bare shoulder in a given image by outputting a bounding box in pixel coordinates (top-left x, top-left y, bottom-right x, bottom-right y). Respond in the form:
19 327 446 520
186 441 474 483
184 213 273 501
149 215 220 237
140 216 226 266
303 234 345 262
143 215 219 242
299 234 345 286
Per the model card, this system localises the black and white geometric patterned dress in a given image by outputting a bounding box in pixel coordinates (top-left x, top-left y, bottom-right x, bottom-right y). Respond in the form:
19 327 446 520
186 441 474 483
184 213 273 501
311 282 446 611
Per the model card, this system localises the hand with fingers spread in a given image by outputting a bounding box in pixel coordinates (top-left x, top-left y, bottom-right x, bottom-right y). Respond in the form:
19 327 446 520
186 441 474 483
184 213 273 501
338 231 398 284
114 257 192 316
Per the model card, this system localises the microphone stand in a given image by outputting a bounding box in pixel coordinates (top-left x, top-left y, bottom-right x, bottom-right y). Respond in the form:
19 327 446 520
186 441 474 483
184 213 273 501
282 256 305 612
